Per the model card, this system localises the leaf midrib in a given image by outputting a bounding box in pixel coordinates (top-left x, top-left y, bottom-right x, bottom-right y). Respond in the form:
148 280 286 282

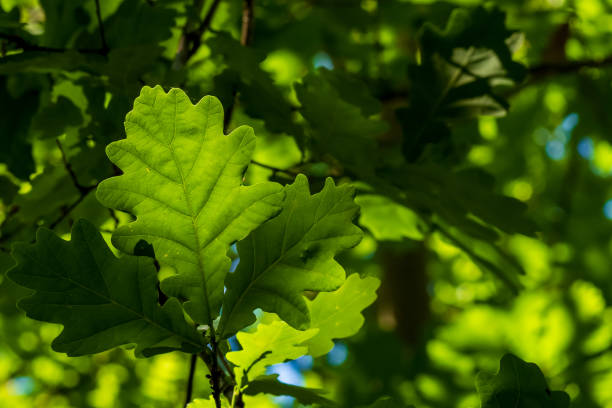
166 96 214 327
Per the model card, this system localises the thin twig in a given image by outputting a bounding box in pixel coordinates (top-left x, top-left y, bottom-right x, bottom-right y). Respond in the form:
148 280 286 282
93 0 109 54
528 55 612 80
223 0 256 132
174 0 222 67
50 139 98 230
240 0 254 46
48 194 90 230
56 139 95 195
184 354 197 407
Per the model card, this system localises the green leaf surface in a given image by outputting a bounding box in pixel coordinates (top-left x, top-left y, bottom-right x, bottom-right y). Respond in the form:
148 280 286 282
0 175 18 205
209 33 301 137
305 273 380 357
296 70 388 173
244 374 336 406
226 313 318 387
220 174 362 337
7 219 205 357
31 96 83 139
476 354 570 408
96 86 285 325
39 0 92 48
318 68 382 117
356 194 425 242
0 77 37 179
399 6 525 162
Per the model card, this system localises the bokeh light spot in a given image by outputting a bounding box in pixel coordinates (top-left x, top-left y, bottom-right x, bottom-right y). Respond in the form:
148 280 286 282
603 199 612 220
313 52 334 70
327 342 348 366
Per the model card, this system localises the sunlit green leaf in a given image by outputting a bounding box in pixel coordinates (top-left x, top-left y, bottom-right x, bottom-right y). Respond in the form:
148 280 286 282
305 273 380 357
296 69 388 173
226 313 317 387
96 86 285 325
356 194 425 242
220 174 362 337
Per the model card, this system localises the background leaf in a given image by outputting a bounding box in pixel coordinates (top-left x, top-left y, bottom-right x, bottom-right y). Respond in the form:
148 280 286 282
476 354 571 408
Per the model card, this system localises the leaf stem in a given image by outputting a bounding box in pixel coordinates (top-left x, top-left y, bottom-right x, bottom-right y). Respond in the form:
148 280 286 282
184 354 198 407
209 333 223 408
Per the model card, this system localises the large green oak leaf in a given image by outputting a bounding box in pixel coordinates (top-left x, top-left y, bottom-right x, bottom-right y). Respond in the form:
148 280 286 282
219 174 363 337
96 86 285 325
7 219 204 357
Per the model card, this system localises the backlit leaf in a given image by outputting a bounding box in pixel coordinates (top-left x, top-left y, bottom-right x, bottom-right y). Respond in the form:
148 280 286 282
96 86 285 325
304 273 380 357
219 174 362 337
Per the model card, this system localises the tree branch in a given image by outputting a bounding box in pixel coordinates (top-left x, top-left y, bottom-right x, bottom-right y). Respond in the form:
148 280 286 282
49 140 98 230
0 33 107 55
241 0 254 47
528 55 612 80
56 140 95 195
93 0 109 54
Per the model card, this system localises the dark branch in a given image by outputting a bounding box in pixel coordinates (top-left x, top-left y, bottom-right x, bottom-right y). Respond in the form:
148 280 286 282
528 55 612 80
56 139 96 195
93 0 109 54
0 33 107 55
48 193 90 230
241 0 254 46
49 139 98 230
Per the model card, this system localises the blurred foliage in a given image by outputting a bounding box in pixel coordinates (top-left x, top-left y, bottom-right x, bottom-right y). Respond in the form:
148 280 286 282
2 0 612 407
